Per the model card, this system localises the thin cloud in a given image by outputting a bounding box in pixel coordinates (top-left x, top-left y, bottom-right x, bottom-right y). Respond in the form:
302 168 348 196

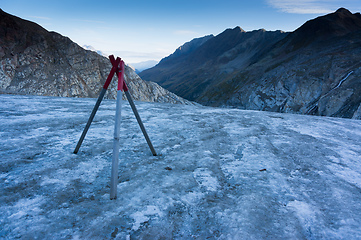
173 30 198 35
29 16 51 20
266 0 337 14
72 19 106 24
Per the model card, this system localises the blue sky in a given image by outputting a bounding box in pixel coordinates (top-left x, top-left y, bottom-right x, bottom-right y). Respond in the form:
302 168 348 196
2 0 360 63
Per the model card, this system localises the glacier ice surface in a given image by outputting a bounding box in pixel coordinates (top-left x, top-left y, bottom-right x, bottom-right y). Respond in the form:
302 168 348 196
1 94 361 239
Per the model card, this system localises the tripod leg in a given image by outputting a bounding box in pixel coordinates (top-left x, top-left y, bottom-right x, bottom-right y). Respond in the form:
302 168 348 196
124 90 157 156
74 55 119 154
74 88 107 154
110 90 123 200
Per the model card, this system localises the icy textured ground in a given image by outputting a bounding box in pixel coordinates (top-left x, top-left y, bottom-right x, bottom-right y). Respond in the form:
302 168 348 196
1 94 361 239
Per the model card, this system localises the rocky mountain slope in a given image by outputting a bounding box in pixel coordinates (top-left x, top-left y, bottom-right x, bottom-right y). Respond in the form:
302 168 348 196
207 8 361 119
139 34 214 92
140 8 361 119
140 28 286 101
0 9 192 104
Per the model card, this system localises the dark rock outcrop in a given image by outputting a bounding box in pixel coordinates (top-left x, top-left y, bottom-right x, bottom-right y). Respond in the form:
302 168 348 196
0 9 192 104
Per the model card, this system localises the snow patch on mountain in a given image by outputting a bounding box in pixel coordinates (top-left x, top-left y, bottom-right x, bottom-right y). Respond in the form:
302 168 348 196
82 45 107 57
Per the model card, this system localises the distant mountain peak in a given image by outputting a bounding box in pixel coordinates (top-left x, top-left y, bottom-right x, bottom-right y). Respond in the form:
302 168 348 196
335 7 352 15
234 26 246 32
307 8 360 34
129 60 159 74
286 7 361 49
